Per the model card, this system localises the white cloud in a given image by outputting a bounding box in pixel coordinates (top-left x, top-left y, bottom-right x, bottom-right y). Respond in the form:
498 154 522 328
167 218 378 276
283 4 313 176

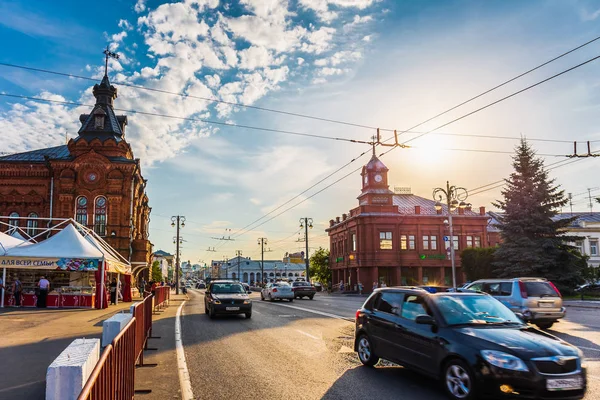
238 46 284 69
581 7 600 21
343 14 373 32
318 67 347 76
111 31 128 42
134 0 146 13
118 19 133 31
297 57 305 65
314 50 361 66
362 34 371 42
298 0 377 22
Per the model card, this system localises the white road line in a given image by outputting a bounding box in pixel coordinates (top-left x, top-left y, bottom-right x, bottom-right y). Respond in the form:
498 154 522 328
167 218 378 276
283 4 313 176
265 301 354 322
296 329 321 340
579 346 600 352
176 301 194 400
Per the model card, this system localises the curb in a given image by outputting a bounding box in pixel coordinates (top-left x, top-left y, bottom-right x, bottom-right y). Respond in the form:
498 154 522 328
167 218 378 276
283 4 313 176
565 303 600 309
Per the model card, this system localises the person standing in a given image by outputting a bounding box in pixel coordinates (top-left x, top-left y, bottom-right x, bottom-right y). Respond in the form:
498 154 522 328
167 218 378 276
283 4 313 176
109 278 118 305
372 281 378 292
12 276 22 307
37 276 50 308
358 281 363 295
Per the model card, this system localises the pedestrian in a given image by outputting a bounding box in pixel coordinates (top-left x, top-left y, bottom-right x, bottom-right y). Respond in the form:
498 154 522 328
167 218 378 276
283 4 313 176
372 281 378 292
12 276 22 307
109 278 118 305
37 275 50 308
381 281 387 288
358 281 363 295
340 280 344 292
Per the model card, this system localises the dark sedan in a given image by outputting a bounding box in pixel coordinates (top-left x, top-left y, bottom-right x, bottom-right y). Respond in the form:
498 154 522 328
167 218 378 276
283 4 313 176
354 288 587 400
204 280 252 319
292 281 316 299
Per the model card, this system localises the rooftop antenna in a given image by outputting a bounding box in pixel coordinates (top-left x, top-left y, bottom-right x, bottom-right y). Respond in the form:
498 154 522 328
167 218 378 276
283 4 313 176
568 193 573 215
102 46 120 77
588 188 593 215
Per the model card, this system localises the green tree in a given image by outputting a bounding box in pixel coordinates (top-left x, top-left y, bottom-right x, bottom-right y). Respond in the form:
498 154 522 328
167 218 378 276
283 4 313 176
309 247 331 285
492 139 585 291
151 260 163 282
460 247 498 281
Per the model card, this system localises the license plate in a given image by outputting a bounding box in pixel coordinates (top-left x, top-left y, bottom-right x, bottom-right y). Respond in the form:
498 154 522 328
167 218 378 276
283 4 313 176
539 302 554 308
546 376 583 391
226 307 239 311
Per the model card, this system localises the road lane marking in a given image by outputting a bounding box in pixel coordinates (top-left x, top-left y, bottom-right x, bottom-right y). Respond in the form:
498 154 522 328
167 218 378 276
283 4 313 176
579 346 600 352
176 301 194 400
265 301 353 322
296 329 321 340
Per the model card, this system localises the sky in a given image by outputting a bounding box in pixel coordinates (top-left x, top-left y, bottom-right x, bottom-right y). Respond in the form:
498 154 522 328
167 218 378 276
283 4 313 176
1 0 600 265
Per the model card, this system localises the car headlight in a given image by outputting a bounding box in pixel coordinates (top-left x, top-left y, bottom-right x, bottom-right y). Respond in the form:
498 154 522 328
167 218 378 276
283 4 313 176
481 350 529 372
244 299 251 304
212 299 221 304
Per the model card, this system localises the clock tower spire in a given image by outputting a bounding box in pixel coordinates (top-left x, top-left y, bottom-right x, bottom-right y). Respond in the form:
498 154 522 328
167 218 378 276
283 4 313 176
358 153 393 206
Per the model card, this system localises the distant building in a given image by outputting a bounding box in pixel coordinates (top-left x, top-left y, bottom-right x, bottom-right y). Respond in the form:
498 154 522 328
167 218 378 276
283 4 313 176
488 211 600 269
152 250 174 280
326 152 490 291
210 256 306 283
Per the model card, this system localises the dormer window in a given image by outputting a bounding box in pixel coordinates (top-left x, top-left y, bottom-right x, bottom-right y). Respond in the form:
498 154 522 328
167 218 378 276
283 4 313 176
95 115 105 129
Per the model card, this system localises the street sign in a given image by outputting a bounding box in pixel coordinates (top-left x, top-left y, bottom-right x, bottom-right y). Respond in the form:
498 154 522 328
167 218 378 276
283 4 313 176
443 236 449 241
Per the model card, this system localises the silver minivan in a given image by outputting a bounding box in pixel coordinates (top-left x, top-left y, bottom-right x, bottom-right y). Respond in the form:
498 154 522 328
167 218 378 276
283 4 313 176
465 277 565 329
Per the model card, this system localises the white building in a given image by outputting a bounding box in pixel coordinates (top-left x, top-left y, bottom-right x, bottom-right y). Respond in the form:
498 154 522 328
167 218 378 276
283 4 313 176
152 250 174 281
557 213 600 268
210 256 307 284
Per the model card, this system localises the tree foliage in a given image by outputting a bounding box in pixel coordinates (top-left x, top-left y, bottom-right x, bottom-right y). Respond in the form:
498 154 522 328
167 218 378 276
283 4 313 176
309 247 331 285
151 260 163 282
461 247 498 281
492 139 585 290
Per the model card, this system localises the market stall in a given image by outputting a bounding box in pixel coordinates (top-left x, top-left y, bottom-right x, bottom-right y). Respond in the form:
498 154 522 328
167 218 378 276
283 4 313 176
0 220 131 309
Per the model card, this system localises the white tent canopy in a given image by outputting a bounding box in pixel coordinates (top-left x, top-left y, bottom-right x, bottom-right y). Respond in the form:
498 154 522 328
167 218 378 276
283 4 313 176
6 224 103 258
0 231 30 252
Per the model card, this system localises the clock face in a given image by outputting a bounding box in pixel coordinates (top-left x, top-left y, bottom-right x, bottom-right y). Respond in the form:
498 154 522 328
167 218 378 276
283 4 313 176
374 174 383 183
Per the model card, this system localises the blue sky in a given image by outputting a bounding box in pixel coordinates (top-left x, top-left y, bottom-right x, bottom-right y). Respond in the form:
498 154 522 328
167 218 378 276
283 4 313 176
1 0 600 264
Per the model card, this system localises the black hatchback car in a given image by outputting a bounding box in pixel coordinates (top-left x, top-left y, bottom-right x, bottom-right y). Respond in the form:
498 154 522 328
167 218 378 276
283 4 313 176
204 280 252 319
355 288 587 400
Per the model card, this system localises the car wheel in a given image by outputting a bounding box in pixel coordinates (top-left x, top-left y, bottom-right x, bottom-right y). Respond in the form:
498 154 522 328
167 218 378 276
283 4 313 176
208 306 216 319
357 334 379 367
204 304 209 314
443 359 476 400
536 322 554 330
309 295 314 300
245 312 252 319
269 294 274 302
260 292 265 301
289 298 294 302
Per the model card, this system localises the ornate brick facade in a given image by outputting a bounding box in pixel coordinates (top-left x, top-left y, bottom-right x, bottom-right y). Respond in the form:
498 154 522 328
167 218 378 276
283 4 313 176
327 153 491 292
0 74 152 276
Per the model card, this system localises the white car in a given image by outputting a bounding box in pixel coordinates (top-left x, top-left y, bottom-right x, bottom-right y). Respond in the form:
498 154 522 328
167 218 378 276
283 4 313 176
261 282 294 302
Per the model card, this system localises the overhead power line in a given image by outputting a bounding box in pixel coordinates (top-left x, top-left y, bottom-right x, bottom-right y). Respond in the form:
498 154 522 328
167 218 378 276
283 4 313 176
0 93 371 145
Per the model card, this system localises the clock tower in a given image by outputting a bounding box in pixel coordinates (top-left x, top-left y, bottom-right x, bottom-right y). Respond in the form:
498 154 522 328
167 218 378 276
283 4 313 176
358 152 394 206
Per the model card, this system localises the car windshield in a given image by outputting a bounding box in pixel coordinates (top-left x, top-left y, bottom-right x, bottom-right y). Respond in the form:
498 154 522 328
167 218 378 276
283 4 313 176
293 282 309 286
211 283 245 294
275 282 290 287
434 295 522 326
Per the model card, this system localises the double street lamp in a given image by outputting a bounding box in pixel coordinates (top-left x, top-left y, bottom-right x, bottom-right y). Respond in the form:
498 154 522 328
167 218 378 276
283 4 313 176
433 182 469 290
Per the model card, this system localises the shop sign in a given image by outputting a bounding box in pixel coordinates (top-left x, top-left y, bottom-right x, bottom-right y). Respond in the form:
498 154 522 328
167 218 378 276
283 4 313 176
0 257 100 271
419 254 447 260
336 256 344 262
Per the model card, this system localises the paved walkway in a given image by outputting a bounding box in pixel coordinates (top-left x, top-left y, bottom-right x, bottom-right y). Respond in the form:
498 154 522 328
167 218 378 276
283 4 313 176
0 295 151 399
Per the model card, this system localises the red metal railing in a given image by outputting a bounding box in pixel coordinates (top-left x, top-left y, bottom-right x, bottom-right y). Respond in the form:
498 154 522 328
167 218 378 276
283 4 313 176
153 286 170 311
78 317 136 400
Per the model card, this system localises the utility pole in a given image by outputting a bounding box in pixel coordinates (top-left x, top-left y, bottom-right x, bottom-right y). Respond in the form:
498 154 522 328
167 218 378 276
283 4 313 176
568 193 573 215
223 256 229 279
299 218 313 282
236 250 243 282
588 188 594 215
171 216 185 294
258 238 268 285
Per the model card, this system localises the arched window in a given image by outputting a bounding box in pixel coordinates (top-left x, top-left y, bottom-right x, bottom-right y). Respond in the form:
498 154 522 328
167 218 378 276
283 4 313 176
288 273 293 277
27 213 38 237
269 273 274 277
256 273 261 283
75 196 88 226
94 196 107 236
250 272 255 283
8 212 19 228
294 273 299 277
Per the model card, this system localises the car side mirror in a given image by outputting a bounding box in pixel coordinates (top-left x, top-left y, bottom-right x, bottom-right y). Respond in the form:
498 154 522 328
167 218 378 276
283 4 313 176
514 312 526 322
415 315 436 325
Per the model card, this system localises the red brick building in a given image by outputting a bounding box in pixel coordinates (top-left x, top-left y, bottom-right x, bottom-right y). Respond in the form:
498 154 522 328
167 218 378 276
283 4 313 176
326 153 490 292
0 74 152 277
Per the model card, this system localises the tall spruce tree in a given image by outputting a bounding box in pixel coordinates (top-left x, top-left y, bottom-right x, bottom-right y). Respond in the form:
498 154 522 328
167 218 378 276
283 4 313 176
492 139 585 290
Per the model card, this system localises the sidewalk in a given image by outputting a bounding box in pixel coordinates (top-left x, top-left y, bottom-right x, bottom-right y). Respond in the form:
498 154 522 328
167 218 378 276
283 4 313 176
563 300 600 309
0 300 133 399
134 292 188 399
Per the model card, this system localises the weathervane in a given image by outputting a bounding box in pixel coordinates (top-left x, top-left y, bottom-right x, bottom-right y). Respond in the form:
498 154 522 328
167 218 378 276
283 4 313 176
103 46 120 77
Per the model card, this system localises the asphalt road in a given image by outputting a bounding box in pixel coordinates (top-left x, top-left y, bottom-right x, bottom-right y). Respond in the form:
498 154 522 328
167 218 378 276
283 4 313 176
182 290 599 400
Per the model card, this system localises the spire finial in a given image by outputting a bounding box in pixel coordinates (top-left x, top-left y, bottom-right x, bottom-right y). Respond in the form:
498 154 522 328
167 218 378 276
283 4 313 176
103 46 120 78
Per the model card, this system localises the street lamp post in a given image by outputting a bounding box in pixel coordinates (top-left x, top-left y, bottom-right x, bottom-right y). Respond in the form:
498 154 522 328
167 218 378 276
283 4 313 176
299 218 313 282
236 250 243 282
223 256 228 279
433 182 468 290
258 238 268 285
171 216 186 295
